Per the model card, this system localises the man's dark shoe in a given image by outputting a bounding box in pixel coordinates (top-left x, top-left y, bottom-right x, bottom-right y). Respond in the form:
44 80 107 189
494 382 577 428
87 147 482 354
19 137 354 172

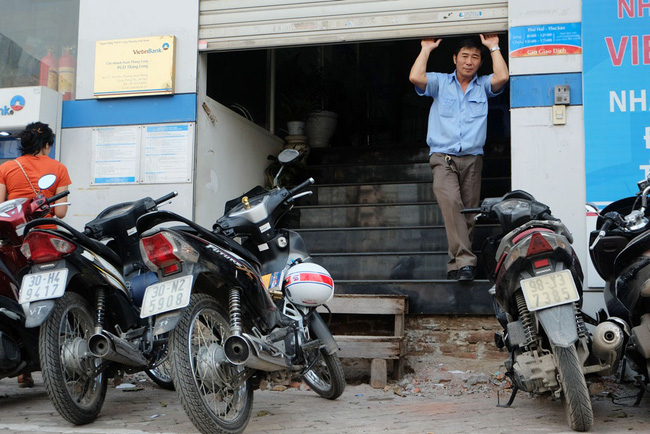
457 266 476 281
17 373 34 388
446 270 458 280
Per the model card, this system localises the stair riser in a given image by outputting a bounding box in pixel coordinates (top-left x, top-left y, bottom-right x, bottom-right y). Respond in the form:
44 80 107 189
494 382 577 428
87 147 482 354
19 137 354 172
300 226 499 253
301 183 433 206
314 253 450 280
297 204 444 228
333 281 494 314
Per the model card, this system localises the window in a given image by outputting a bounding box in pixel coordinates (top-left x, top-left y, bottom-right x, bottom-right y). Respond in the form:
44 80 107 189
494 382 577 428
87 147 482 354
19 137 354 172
0 0 80 100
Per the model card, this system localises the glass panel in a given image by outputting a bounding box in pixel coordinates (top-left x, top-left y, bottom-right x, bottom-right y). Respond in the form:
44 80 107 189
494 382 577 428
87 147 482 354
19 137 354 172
0 0 80 100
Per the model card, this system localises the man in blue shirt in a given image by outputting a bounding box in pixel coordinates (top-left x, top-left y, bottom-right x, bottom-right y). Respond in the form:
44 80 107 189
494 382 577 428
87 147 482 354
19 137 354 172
409 34 509 281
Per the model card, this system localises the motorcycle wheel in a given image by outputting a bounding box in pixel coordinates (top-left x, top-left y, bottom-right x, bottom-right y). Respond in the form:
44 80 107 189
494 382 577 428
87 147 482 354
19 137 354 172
145 339 174 390
302 345 345 400
555 345 594 432
170 293 253 434
39 292 108 425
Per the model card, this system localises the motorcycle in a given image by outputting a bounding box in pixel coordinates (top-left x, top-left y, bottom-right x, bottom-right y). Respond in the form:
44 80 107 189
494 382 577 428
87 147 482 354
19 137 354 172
0 174 69 381
135 149 345 433
463 190 616 432
19 191 178 425
589 174 650 403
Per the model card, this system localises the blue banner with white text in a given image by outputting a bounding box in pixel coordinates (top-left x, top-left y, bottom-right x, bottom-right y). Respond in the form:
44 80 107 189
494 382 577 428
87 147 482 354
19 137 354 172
583 1 650 206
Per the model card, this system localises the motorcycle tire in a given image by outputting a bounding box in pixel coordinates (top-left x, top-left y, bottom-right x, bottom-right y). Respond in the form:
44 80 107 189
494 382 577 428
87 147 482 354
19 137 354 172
302 346 345 400
555 345 594 432
170 293 253 434
39 292 108 425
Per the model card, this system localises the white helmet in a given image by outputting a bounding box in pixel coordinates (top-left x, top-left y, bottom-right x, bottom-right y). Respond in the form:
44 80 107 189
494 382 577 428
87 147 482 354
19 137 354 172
284 262 334 307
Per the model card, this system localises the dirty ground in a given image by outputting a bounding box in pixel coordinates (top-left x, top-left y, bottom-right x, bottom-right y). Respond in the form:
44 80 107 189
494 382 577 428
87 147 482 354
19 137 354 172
0 355 648 433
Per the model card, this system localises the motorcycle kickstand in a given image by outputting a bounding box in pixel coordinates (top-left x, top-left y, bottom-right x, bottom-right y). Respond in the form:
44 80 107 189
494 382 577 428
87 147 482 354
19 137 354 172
633 376 645 407
497 382 519 408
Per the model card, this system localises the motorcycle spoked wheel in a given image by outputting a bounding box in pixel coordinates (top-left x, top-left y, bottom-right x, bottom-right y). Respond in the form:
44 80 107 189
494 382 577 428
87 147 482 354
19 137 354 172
554 345 594 432
170 293 253 434
39 292 108 425
145 338 175 390
301 331 345 400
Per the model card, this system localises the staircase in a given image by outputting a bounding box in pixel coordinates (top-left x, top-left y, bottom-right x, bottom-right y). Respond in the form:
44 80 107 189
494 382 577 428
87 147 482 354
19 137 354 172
293 144 510 314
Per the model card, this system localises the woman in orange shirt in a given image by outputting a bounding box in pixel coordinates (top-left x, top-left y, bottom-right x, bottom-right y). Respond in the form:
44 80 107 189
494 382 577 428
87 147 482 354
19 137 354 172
0 121 71 387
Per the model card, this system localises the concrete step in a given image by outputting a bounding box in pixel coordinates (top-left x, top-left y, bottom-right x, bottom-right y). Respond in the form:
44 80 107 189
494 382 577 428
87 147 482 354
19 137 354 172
332 280 494 315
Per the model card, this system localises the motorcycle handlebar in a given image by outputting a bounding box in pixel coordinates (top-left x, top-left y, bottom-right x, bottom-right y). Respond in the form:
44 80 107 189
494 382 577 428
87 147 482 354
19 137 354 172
461 208 482 214
155 191 178 205
289 178 315 197
46 190 70 204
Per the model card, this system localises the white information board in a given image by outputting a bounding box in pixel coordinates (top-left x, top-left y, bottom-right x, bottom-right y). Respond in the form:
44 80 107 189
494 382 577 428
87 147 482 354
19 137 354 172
91 123 193 185
141 124 193 183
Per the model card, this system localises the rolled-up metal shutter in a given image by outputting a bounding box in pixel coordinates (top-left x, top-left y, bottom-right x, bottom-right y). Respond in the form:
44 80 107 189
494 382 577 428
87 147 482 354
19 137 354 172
199 0 508 51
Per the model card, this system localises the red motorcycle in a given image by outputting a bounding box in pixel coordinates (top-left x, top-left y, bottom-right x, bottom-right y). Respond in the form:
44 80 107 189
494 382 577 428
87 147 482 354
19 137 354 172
0 174 69 380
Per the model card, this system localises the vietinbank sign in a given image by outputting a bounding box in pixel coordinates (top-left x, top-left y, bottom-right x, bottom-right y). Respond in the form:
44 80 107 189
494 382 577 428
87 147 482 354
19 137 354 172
584 1 650 205
0 95 25 116
94 35 176 99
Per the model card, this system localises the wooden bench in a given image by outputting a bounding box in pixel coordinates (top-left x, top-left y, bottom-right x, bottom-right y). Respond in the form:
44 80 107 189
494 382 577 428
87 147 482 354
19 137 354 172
318 294 408 388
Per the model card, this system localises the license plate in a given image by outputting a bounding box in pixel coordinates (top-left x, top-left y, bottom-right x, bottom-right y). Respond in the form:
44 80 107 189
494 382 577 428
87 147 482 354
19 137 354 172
140 275 193 318
19 269 68 304
520 269 579 311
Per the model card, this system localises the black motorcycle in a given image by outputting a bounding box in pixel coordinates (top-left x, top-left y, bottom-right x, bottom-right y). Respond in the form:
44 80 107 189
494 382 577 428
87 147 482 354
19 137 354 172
464 190 616 432
589 175 650 402
19 192 177 424
136 149 345 433
0 175 68 382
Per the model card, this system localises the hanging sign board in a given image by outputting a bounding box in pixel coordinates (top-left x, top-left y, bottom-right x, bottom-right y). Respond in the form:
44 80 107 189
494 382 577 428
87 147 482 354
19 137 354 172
509 23 582 58
94 35 176 98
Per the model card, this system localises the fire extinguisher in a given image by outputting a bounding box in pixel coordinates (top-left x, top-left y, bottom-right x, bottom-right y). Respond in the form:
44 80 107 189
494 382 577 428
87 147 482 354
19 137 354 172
39 49 58 91
58 47 76 101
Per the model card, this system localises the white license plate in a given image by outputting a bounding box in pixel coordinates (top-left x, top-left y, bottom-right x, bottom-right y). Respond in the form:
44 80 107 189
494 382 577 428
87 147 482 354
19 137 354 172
140 275 193 318
520 269 579 311
19 269 68 304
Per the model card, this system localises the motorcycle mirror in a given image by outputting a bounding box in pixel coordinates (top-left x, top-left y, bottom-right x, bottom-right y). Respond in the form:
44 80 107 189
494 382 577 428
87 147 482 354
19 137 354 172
277 148 300 165
37 173 57 191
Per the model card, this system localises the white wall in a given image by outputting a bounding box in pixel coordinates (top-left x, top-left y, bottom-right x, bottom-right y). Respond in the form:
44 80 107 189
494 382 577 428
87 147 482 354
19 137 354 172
60 127 194 230
76 0 199 99
194 95 283 229
507 1 595 288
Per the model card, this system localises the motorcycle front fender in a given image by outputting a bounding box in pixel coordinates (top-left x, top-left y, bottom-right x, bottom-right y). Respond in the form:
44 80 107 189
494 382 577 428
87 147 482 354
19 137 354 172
309 311 339 355
23 300 56 328
537 303 579 348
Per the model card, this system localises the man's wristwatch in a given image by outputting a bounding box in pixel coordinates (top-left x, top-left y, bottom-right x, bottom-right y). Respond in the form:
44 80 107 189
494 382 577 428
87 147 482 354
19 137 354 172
490 46 500 52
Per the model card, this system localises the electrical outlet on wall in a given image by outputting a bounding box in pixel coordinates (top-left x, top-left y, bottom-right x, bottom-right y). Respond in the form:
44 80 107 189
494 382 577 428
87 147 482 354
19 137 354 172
552 105 567 125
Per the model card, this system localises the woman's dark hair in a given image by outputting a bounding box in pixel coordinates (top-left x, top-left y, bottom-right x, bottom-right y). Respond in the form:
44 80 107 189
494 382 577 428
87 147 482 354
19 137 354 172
16 121 54 156
455 37 485 59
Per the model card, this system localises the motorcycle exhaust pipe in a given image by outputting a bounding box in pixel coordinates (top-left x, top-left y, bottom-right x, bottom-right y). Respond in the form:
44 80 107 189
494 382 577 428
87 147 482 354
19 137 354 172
223 333 291 372
592 319 626 375
88 330 148 367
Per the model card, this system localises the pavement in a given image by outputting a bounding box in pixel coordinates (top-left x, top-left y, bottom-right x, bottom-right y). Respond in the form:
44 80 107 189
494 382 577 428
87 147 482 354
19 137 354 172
0 367 649 434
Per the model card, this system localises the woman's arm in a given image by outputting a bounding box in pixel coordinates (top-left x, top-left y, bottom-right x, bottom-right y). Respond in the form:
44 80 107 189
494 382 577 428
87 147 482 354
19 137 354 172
53 185 69 218
0 184 7 202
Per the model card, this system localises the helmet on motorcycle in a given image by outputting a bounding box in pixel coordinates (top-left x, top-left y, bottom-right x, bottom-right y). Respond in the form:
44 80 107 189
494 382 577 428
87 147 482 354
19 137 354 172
284 262 334 307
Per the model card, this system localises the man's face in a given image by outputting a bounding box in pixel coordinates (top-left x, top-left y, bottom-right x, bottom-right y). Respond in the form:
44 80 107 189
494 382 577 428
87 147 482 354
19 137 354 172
453 47 482 80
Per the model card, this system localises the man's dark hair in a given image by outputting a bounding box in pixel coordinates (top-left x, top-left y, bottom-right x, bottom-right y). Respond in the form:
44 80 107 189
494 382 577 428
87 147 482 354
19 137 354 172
454 37 484 59
16 121 54 156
